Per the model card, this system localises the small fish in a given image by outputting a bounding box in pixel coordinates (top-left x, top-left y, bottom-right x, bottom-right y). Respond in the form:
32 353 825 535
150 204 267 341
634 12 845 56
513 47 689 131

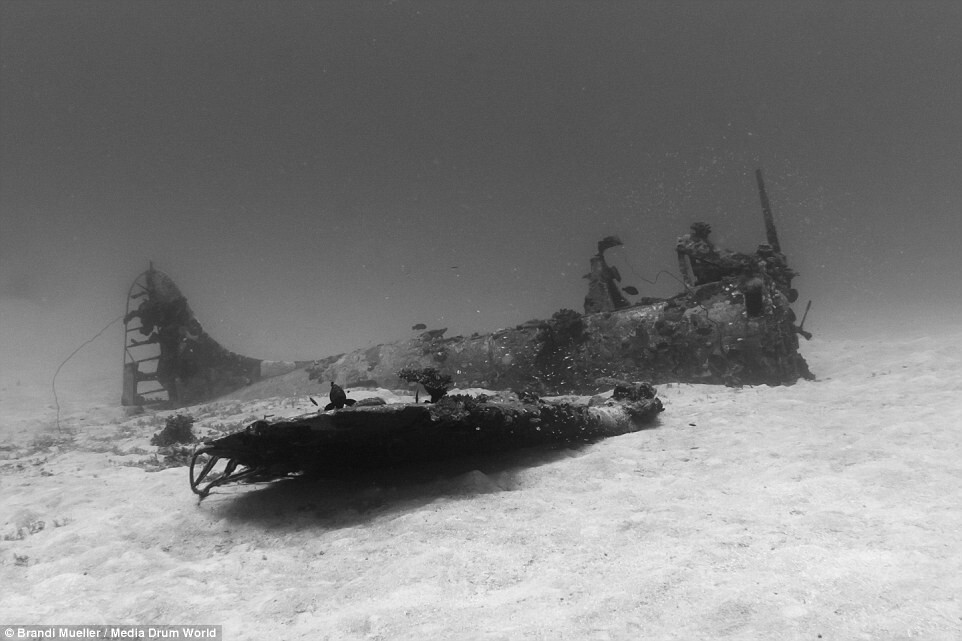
621 286 639 296
420 327 447 340
412 323 427 330
324 381 356 411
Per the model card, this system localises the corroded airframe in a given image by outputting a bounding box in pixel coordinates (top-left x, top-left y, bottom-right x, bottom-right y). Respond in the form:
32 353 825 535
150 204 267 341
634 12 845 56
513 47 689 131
122 173 811 407
118 170 813 496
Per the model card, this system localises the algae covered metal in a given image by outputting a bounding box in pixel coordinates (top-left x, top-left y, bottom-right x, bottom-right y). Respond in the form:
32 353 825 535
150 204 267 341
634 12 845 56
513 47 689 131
189 383 665 498
121 265 299 406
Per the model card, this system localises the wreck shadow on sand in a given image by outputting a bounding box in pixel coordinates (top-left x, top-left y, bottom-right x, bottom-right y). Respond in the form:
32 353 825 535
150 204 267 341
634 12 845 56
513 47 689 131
201 440 622 530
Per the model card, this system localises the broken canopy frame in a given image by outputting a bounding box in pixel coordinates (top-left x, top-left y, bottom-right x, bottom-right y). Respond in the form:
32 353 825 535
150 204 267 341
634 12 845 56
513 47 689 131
189 385 665 498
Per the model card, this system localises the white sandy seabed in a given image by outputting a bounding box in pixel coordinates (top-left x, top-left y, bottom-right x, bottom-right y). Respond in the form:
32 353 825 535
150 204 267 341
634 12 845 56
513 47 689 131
1 320 960 640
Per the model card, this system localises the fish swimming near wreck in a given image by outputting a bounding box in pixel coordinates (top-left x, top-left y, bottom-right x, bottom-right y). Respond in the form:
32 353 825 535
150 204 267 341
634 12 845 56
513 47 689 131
411 323 427 330
324 381 356 411
419 328 447 340
621 286 639 296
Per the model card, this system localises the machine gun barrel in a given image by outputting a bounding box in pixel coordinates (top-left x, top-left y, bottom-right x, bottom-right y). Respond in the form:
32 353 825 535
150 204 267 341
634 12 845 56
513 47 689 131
755 168 781 254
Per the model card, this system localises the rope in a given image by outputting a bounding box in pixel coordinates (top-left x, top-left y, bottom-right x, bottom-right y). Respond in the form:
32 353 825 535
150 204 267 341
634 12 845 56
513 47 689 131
52 314 124 433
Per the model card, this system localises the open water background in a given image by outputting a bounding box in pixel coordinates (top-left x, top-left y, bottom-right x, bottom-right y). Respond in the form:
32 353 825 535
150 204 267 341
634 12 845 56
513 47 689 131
2 2 960 397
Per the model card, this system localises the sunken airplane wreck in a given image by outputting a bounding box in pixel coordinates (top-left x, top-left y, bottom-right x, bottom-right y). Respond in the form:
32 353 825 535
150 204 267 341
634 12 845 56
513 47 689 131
122 170 811 407
120 170 812 496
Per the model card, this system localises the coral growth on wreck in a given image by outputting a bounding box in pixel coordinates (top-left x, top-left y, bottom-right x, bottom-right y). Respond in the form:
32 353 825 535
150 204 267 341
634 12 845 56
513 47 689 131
150 414 196 446
396 367 453 403
535 309 589 391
